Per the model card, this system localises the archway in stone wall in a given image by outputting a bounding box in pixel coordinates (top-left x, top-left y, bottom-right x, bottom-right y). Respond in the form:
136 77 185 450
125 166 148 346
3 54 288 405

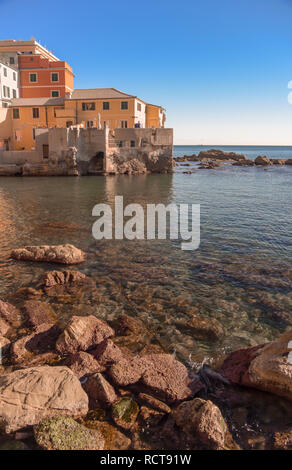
88 152 105 174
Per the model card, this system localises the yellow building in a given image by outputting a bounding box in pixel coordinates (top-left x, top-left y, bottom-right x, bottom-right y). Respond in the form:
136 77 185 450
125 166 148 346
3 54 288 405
8 88 166 150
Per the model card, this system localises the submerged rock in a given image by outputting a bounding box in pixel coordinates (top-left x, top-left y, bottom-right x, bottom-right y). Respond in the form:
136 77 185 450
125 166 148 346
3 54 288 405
173 398 227 450
42 269 88 287
112 397 139 430
34 416 104 450
273 430 292 450
56 315 114 355
11 244 86 265
186 315 224 341
221 331 292 401
84 419 131 450
0 366 88 433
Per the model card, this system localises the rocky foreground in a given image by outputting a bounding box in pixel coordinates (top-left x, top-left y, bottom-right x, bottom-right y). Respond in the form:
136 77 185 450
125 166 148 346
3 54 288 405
0 245 291 450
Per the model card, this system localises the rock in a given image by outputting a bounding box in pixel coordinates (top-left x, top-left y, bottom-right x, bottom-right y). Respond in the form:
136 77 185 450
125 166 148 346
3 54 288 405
138 406 165 428
112 397 139 430
56 315 114 355
0 300 21 328
34 416 104 450
113 313 153 353
273 430 292 450
183 170 192 174
138 393 171 414
0 366 88 433
23 300 57 328
10 323 60 364
0 336 10 355
11 244 86 265
285 159 292 165
255 155 271 166
83 372 117 408
0 440 29 450
221 331 292 401
197 149 247 162
0 318 9 337
186 315 224 341
84 419 131 450
66 351 104 380
109 353 203 403
42 270 88 287
233 159 255 166
270 159 286 165
173 398 227 449
91 339 123 366
199 161 222 170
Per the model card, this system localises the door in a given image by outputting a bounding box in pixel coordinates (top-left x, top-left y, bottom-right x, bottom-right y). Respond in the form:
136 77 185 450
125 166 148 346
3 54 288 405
43 144 49 159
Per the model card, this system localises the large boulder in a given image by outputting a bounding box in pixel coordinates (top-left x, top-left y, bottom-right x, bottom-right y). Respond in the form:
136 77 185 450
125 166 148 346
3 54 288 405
11 244 86 265
173 398 227 449
109 353 203 403
255 155 271 166
34 416 104 450
56 315 114 355
0 366 88 433
221 331 292 401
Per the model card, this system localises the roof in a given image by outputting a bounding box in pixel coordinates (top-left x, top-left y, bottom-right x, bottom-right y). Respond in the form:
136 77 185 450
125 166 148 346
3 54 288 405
70 88 135 100
11 97 65 107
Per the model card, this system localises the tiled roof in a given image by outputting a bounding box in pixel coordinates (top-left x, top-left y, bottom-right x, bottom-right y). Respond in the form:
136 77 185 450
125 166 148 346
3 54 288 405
10 97 65 107
70 88 135 99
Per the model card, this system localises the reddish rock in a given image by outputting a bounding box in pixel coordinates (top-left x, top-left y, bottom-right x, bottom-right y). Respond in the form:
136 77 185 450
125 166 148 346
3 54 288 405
138 393 171 414
173 398 228 450
0 318 9 336
67 351 104 380
11 244 86 265
91 339 123 366
0 300 21 327
220 344 263 386
11 323 60 364
56 315 114 355
109 353 204 403
138 406 165 427
23 300 57 328
42 270 88 287
83 372 118 408
0 335 10 356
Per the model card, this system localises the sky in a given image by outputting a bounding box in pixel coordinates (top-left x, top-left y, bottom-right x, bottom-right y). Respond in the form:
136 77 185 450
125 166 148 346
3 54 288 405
1 0 292 145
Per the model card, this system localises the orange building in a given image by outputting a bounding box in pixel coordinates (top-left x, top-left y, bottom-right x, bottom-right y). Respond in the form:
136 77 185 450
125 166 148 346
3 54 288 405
18 55 74 98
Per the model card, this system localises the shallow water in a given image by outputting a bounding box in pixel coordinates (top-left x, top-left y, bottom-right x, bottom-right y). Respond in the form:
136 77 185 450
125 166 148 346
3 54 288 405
0 146 291 368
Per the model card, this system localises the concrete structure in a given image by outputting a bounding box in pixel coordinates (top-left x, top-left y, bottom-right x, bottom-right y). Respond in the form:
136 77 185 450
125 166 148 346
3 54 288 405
0 126 173 176
0 58 19 107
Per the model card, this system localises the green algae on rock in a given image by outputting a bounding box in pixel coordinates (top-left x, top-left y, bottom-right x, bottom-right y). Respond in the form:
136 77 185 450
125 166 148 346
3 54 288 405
34 416 104 450
112 397 139 430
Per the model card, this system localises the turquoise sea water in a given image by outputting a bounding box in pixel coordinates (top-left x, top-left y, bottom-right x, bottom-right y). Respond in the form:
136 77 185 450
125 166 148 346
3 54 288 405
0 145 291 367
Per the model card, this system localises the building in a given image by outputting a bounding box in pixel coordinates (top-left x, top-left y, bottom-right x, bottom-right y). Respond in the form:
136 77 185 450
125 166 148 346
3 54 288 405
9 89 166 150
0 39 59 62
0 57 19 107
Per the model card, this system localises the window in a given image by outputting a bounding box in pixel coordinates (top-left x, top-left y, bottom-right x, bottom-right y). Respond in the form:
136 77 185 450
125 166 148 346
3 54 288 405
51 72 59 82
82 102 95 111
3 86 10 98
51 90 60 97
137 102 142 111
9 57 15 65
103 101 110 110
32 108 39 119
13 108 20 119
29 73 37 83
3 68 7 77
43 144 49 159
121 101 128 110
12 89 17 98
119 141 123 148
130 140 135 147
121 120 128 128
13 72 16 81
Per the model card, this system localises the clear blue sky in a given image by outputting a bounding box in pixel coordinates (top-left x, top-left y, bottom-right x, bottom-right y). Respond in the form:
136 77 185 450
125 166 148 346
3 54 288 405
1 0 292 144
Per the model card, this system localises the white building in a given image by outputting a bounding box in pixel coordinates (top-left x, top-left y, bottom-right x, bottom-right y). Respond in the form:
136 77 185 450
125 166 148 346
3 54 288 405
0 54 19 108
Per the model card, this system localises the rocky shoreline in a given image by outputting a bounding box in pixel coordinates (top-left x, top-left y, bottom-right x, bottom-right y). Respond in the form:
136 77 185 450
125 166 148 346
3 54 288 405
174 149 292 171
0 244 291 450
